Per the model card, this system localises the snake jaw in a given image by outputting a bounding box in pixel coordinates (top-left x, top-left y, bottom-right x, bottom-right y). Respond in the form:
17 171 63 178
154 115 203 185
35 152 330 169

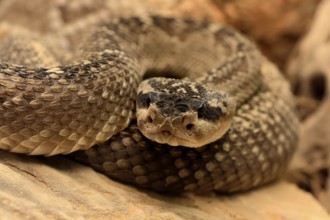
136 102 234 148
137 104 190 146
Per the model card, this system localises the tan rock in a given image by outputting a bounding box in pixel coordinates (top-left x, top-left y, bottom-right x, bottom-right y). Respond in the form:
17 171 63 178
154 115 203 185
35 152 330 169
0 151 328 220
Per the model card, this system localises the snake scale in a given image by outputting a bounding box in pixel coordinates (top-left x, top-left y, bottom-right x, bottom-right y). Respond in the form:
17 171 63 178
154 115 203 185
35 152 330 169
0 16 298 193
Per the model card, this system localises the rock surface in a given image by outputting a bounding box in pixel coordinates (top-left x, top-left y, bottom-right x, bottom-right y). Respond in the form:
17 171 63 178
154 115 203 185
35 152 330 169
0 150 328 220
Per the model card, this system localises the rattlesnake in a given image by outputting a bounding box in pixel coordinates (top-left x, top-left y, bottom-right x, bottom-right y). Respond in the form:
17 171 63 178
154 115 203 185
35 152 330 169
0 16 298 193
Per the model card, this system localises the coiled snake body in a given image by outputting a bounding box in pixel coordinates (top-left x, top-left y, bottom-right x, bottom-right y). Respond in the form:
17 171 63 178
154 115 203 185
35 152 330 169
0 16 298 193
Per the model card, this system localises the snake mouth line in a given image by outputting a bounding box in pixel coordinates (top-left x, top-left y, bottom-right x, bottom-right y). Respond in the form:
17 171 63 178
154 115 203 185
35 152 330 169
146 130 198 147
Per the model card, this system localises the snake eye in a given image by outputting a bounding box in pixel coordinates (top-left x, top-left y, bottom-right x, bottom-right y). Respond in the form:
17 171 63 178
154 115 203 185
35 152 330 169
145 96 151 107
191 99 204 118
197 105 205 119
138 92 157 108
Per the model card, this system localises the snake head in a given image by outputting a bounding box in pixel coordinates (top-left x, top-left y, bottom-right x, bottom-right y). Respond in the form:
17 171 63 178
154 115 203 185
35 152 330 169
136 78 236 148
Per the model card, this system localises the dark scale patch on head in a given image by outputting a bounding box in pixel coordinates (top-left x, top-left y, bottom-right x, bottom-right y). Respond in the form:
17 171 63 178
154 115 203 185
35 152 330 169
156 94 192 117
155 93 224 121
157 93 201 117
197 103 223 121
138 79 227 121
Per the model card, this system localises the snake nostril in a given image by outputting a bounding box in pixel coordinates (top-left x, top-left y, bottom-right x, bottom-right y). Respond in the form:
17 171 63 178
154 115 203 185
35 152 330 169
147 116 153 123
186 123 194 130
